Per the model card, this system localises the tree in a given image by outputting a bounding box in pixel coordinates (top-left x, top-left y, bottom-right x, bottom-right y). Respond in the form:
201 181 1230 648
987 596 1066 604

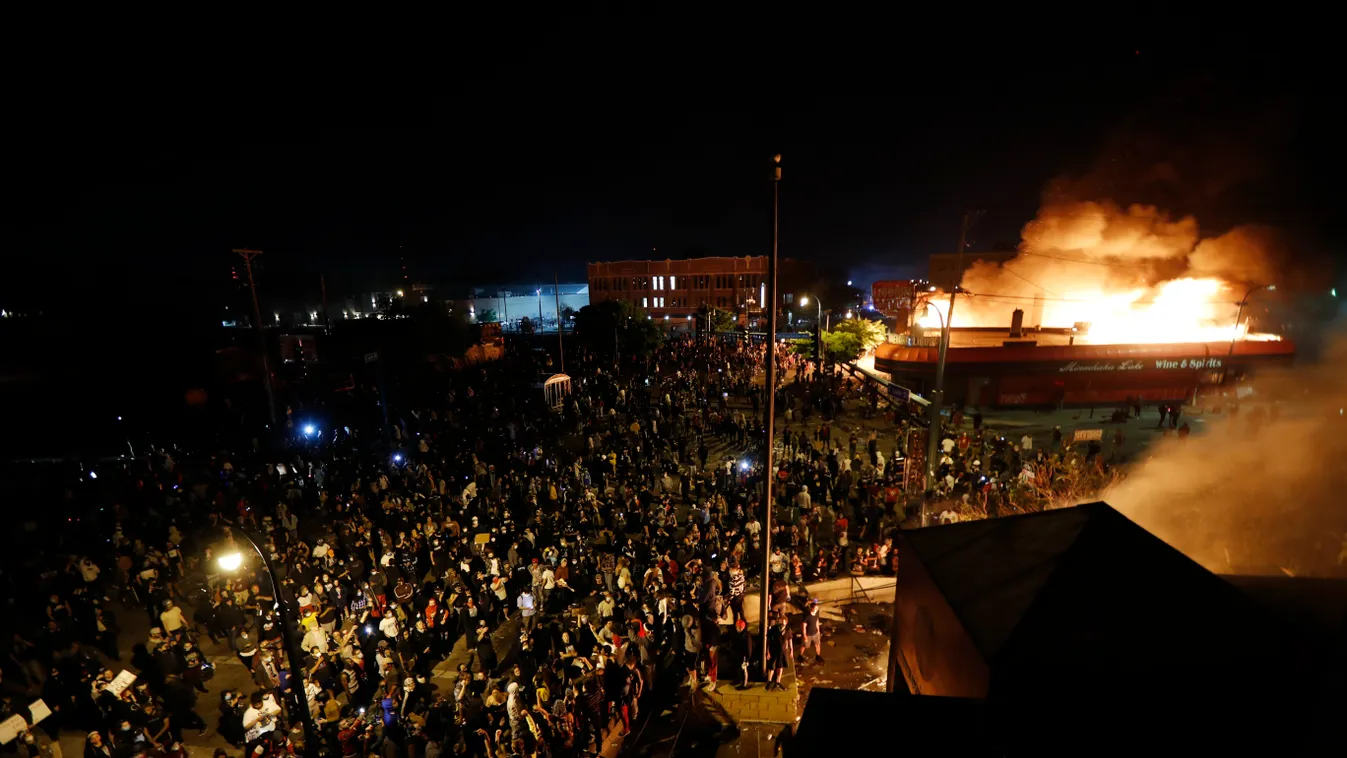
696 304 735 333
574 300 665 360
477 308 498 323
832 317 886 353
820 330 863 362
787 337 814 357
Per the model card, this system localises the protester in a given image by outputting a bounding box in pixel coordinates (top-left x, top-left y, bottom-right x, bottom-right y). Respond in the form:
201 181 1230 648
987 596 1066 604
14 335 925 757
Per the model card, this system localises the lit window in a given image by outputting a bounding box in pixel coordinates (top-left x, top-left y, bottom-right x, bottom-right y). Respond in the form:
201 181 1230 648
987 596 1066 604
670 276 677 289
643 297 648 308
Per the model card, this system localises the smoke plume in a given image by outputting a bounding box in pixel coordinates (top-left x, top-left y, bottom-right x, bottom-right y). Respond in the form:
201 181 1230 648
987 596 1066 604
1098 336 1347 578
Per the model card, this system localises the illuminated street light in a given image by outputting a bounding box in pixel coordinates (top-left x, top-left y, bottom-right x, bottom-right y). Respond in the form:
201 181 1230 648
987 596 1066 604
846 311 854 319
396 289 405 297
214 537 319 749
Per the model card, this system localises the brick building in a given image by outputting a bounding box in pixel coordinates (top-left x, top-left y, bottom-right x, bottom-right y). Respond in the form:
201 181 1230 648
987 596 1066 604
587 256 805 331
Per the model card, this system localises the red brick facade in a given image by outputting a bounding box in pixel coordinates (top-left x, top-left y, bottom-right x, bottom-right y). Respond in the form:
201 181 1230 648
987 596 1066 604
587 256 771 324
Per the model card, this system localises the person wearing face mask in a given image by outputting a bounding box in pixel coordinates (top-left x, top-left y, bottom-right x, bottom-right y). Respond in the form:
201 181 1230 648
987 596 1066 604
217 692 246 747
84 731 112 758
111 719 148 757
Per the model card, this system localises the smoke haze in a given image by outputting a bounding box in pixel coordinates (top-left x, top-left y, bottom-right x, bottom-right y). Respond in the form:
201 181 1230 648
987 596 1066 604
1100 335 1347 577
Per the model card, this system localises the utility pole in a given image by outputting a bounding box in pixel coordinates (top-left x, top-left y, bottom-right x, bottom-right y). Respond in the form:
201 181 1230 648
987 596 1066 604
320 273 330 335
760 154 782 674
234 248 277 427
922 212 975 524
553 272 566 373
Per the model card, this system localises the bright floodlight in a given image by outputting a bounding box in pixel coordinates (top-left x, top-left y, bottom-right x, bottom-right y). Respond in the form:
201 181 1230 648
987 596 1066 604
799 296 809 306
393 453 404 463
303 424 316 436
218 552 244 571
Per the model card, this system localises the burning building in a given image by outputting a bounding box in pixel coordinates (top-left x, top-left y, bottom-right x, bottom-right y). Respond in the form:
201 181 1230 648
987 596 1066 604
872 200 1296 407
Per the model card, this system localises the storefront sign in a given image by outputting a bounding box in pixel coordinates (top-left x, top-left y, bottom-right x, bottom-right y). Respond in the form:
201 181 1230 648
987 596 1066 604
1058 357 1222 373
1058 360 1144 372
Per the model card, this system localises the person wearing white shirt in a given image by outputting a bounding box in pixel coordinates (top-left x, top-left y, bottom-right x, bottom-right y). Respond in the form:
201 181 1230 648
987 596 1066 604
596 593 615 620
159 602 188 634
516 587 537 632
540 566 555 609
378 614 399 640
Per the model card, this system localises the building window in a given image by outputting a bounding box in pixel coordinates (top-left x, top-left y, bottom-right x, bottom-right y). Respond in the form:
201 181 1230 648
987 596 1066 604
642 297 648 308
783 293 793 304
670 275 677 290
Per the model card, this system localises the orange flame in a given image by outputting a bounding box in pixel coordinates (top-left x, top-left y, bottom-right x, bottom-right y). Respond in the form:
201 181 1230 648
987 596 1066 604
932 201 1282 345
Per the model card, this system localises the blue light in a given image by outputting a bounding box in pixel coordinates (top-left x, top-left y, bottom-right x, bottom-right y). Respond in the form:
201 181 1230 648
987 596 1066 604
303 424 316 436
393 453 404 463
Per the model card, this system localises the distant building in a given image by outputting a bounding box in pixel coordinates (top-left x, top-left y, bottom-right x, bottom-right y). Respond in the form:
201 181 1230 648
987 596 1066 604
928 251 1018 290
458 283 589 332
587 256 803 332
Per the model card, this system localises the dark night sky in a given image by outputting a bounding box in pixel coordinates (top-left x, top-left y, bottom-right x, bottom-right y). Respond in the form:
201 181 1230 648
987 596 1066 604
8 34 1341 321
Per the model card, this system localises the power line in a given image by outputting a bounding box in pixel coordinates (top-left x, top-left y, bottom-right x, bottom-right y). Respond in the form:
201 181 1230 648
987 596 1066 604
999 266 1060 298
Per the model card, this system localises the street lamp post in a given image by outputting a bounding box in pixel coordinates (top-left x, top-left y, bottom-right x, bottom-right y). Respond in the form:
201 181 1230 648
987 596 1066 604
219 533 322 755
922 213 975 525
800 296 824 367
759 154 782 676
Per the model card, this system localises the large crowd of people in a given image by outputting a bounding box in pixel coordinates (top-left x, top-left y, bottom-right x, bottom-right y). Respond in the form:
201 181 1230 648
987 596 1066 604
5 336 920 758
